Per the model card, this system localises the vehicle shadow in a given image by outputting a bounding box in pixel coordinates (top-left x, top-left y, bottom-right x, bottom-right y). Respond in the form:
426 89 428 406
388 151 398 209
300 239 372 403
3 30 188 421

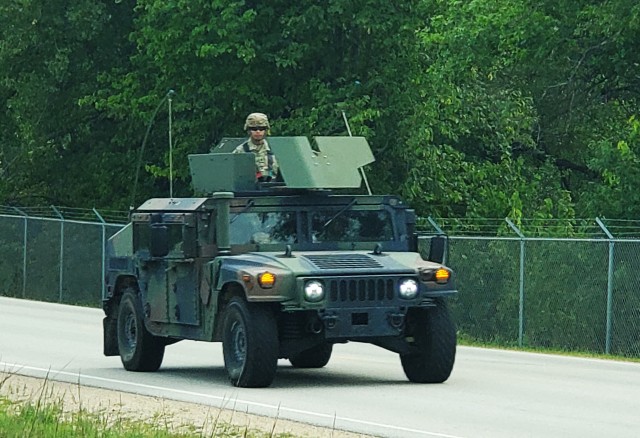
153 364 407 389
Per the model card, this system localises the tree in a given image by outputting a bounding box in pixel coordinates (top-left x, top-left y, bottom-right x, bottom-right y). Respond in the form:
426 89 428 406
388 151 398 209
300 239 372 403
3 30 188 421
89 0 425 206
390 0 640 221
0 0 137 208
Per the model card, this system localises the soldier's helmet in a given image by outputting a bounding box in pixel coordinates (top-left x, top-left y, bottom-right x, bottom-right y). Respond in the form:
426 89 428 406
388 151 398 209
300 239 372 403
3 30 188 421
244 112 270 131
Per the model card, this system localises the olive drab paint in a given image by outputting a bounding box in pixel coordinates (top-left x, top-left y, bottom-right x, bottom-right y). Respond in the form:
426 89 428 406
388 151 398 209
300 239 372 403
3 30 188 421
102 136 458 388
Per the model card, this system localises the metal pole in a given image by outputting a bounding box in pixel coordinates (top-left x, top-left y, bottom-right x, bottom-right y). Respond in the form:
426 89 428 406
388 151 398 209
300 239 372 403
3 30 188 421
94 208 107 302
168 92 173 199
596 217 614 354
52 206 64 303
427 216 445 235
12 207 28 299
506 218 526 347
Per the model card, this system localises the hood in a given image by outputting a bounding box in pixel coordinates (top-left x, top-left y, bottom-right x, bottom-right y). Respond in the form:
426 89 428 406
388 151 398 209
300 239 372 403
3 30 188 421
228 250 441 276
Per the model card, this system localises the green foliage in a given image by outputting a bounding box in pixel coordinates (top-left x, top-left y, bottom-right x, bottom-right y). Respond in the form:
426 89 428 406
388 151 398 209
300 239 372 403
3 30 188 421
1 0 640 220
85 0 424 206
583 115 640 217
0 0 138 209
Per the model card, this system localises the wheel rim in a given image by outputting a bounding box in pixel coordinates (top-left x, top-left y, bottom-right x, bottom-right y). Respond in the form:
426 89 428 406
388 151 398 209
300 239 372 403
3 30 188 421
119 300 138 362
124 312 137 350
230 320 247 365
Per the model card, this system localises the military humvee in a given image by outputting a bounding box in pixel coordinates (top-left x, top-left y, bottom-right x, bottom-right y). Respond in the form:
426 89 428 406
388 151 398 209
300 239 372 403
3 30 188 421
102 136 457 388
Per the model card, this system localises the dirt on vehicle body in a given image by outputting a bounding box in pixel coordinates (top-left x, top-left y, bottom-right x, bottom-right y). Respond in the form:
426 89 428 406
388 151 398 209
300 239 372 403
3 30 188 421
102 136 457 387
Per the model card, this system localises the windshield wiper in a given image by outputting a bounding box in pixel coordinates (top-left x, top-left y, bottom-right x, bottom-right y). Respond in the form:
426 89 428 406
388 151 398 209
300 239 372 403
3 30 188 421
230 200 255 223
323 198 357 228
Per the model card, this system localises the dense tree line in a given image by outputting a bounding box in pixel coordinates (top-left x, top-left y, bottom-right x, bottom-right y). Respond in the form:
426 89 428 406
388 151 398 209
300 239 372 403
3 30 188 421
1 0 639 221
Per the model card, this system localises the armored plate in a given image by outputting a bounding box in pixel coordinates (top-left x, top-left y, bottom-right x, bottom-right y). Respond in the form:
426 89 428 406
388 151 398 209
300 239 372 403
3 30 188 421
189 136 376 193
269 136 375 188
188 152 256 194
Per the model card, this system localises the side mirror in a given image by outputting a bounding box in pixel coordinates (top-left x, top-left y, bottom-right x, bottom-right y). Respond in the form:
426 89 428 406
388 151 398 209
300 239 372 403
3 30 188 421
428 235 447 264
150 225 169 258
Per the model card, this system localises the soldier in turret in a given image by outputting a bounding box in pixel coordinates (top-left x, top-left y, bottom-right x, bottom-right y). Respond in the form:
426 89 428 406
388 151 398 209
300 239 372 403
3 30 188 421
234 112 279 182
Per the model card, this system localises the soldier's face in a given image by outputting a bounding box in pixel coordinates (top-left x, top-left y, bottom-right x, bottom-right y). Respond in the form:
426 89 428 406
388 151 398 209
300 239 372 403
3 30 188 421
249 126 267 142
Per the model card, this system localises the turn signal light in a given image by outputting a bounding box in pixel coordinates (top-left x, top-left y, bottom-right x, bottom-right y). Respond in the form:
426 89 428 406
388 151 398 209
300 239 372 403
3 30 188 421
258 272 276 288
435 268 450 284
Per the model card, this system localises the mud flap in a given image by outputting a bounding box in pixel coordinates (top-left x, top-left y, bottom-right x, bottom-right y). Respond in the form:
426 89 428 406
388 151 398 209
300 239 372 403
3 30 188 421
103 316 119 356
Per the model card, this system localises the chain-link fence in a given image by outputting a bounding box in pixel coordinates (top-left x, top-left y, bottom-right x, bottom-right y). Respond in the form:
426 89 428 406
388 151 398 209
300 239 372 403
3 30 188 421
418 217 640 357
0 206 126 306
445 236 640 357
1 207 638 357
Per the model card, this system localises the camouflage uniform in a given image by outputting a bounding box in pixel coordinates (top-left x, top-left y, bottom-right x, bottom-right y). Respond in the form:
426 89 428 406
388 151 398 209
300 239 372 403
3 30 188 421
233 139 278 177
234 113 279 181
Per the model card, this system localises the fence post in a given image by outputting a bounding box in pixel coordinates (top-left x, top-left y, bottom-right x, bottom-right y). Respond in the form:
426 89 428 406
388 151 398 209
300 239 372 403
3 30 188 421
93 208 107 301
506 218 525 347
51 206 65 303
596 217 614 355
12 207 28 299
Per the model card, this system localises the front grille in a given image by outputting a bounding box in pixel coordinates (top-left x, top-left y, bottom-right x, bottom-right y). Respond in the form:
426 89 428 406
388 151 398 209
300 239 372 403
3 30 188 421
303 254 383 270
326 277 397 303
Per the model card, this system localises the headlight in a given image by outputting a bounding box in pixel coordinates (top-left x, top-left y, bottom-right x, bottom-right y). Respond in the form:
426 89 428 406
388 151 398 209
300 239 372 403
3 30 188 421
304 280 324 302
399 278 419 299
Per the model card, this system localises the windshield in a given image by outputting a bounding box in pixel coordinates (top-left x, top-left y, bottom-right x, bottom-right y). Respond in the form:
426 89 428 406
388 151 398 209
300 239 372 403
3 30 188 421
311 210 394 242
230 212 297 245
229 208 395 246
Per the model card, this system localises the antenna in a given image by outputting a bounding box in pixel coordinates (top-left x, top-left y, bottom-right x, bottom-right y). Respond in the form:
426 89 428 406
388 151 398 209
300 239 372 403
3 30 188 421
342 110 353 136
130 89 176 208
168 89 175 198
342 110 372 195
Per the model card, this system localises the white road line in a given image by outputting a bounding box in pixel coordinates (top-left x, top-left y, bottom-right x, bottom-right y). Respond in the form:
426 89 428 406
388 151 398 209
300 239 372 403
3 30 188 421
0 361 467 438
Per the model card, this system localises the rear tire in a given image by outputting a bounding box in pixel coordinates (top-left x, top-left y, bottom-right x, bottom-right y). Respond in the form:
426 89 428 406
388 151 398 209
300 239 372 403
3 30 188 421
289 343 333 368
117 290 165 372
222 297 278 388
401 300 456 383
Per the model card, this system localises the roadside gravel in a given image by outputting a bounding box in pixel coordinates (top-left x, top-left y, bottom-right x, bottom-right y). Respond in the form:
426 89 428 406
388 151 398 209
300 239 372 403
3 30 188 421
0 372 375 437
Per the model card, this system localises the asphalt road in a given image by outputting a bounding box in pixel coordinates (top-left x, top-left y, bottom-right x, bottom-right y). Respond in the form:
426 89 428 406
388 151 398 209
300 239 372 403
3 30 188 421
1 296 639 438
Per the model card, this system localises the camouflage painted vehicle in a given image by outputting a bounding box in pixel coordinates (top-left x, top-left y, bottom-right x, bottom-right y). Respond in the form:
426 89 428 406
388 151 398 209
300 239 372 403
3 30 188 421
102 136 457 388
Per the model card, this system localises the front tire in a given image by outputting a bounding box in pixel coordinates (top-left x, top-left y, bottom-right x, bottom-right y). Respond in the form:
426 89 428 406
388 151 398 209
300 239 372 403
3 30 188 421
289 343 333 368
117 290 165 372
401 299 456 383
222 297 278 388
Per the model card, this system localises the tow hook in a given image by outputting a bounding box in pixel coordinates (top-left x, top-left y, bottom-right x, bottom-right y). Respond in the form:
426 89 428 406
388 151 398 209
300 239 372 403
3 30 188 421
306 318 324 334
388 312 405 329
322 313 339 329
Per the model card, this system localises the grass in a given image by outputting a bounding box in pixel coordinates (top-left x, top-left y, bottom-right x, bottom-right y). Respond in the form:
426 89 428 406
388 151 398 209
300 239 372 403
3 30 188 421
0 374 299 438
0 396 299 438
457 333 640 363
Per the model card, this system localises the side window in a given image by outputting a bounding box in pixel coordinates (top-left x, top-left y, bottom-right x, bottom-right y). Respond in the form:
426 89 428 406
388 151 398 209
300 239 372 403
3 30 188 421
133 214 197 258
197 211 216 257
166 224 184 254
133 222 151 253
